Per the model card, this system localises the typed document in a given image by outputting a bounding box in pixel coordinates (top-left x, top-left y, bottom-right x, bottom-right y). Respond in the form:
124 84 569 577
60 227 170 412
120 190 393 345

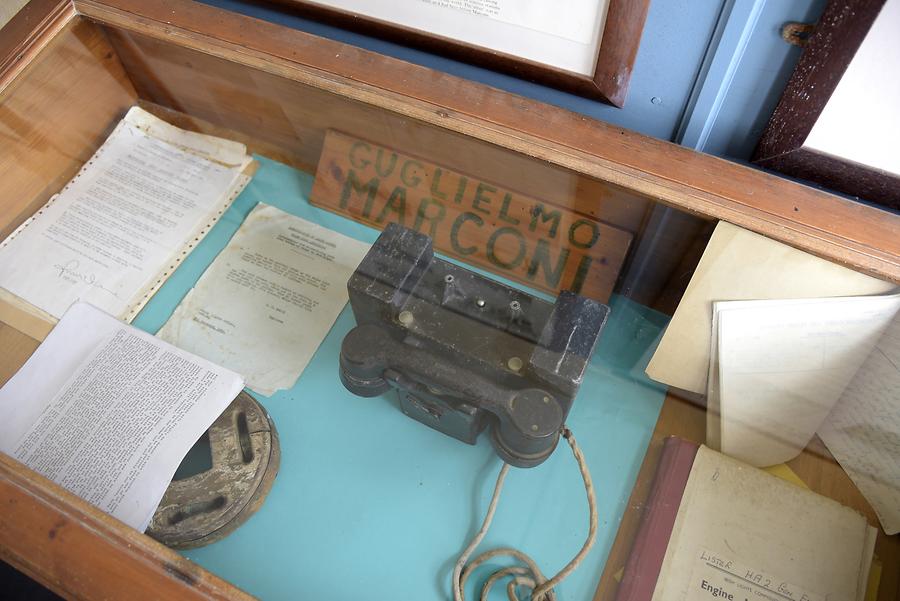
158 203 369 395
0 107 254 328
0 302 243 531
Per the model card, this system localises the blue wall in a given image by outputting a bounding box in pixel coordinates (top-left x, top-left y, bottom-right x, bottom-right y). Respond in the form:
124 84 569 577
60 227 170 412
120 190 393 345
677 0 827 157
202 0 826 158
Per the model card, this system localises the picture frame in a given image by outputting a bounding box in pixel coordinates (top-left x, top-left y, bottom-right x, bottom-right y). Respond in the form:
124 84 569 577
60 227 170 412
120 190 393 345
257 0 652 107
753 0 900 212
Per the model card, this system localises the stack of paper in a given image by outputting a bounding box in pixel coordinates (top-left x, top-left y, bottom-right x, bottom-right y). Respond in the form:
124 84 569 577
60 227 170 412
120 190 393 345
0 106 256 340
646 221 894 395
646 221 900 535
816 314 900 535
704 289 900 537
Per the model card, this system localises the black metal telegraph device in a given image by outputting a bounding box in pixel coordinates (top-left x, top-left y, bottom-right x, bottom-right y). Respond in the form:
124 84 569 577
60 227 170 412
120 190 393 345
339 224 609 468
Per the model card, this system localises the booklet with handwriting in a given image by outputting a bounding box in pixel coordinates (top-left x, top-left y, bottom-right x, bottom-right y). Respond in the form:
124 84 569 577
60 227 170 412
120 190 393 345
0 106 256 341
0 302 243 531
645 444 875 601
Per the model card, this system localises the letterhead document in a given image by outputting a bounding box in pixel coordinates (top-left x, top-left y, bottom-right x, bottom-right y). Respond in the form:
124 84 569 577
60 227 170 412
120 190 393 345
158 203 369 396
646 222 894 394
0 302 244 531
0 106 255 338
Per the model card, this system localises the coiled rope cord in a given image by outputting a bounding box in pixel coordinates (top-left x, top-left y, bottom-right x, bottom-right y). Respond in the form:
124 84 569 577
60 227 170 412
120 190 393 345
452 426 598 601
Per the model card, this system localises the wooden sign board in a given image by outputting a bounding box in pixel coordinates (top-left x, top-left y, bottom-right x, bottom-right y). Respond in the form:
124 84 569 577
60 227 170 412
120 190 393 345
310 131 632 301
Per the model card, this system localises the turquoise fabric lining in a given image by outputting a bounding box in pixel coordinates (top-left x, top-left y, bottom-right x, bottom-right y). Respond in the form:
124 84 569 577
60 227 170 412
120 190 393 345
133 156 669 600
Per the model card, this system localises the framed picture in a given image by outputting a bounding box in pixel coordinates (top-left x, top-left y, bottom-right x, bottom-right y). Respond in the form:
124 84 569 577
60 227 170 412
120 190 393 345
260 0 652 106
753 0 900 211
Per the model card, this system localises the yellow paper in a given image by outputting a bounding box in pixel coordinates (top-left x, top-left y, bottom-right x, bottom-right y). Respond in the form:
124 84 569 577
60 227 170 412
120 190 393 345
763 463 808 489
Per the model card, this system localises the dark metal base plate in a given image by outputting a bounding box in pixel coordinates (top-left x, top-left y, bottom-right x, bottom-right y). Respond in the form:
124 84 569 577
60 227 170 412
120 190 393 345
146 391 280 549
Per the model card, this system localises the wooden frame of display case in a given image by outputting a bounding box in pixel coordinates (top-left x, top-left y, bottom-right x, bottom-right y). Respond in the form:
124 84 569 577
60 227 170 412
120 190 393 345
0 1 898 599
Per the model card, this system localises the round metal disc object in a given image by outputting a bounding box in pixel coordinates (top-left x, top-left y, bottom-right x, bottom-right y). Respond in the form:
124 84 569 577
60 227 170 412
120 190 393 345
147 391 280 549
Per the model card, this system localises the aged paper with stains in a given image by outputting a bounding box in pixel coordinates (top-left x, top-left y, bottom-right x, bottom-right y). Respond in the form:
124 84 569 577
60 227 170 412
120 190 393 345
158 203 368 396
0 106 255 338
652 446 875 601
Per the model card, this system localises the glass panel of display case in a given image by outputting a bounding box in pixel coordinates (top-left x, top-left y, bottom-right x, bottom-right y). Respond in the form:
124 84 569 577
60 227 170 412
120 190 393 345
0 4 897 600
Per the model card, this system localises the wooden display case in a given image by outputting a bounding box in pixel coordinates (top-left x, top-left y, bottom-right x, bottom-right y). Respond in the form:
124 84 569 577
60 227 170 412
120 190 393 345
1 1 898 599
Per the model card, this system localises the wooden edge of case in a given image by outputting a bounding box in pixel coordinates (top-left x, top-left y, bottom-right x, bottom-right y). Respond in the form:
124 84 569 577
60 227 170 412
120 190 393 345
0 0 74 88
0 451 253 600
0 1 899 599
67 0 900 285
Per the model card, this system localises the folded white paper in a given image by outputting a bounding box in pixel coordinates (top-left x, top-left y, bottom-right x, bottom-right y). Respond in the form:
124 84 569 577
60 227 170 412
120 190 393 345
707 293 900 467
0 302 244 531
